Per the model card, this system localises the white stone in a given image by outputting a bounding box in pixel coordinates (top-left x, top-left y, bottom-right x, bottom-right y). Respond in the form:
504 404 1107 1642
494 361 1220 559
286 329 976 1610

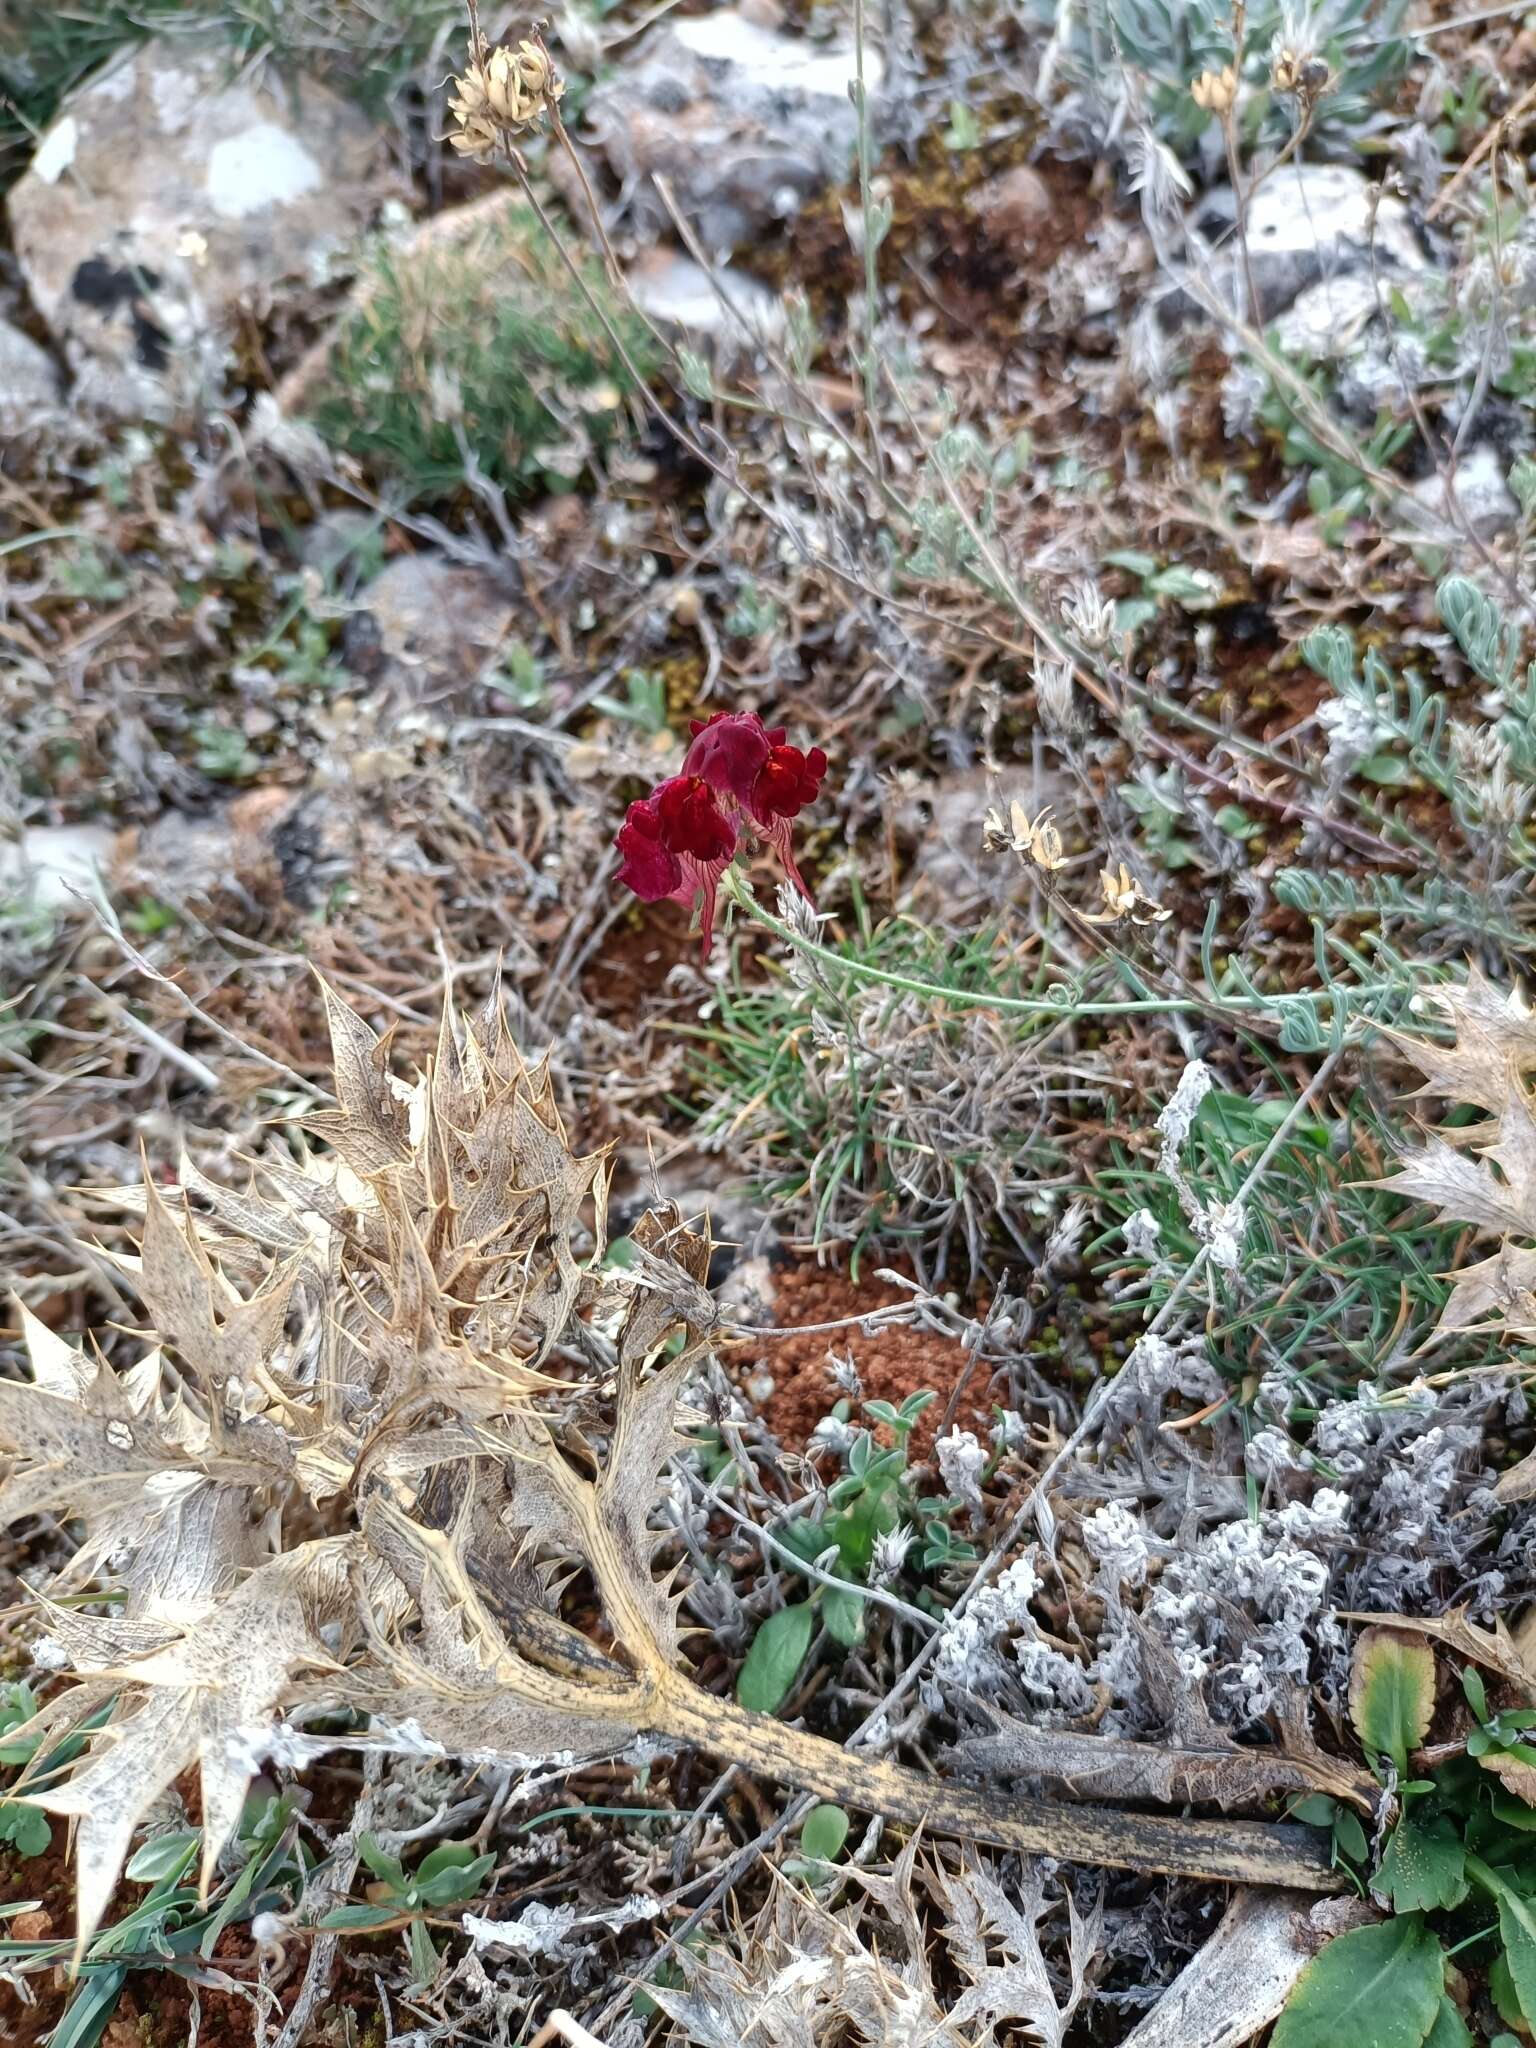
0 320 62 424
31 115 77 185
357 553 516 699
0 825 116 914
205 124 322 220
585 7 878 253
1411 443 1519 540
1192 162 1424 322
672 10 879 98
6 40 387 418
1271 270 1381 359
626 249 784 345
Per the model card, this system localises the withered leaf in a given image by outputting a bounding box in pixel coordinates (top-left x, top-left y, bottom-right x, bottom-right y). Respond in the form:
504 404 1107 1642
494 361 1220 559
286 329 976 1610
23 1538 358 1958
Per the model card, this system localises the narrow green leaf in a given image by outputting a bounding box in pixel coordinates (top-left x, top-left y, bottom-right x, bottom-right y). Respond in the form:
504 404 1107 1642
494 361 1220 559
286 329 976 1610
737 1603 815 1714
318 1903 398 1931
356 1833 406 1890
125 1830 201 1883
1271 1915 1444 2048
47 1964 129 2048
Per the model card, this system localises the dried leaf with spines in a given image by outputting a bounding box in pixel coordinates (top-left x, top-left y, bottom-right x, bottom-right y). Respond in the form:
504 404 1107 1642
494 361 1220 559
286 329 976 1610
4 979 1345 1956
1371 971 1536 1493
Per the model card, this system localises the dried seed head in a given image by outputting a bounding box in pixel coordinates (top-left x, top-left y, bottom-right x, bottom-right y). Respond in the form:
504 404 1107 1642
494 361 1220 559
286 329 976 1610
1061 578 1115 653
1087 860 1171 927
982 801 1068 874
1190 65 1238 115
448 34 565 159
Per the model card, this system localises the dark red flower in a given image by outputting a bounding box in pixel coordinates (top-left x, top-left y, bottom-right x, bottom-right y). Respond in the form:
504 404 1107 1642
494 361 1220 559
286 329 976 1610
654 774 736 864
616 710 827 955
685 711 826 831
754 741 827 821
614 795 683 901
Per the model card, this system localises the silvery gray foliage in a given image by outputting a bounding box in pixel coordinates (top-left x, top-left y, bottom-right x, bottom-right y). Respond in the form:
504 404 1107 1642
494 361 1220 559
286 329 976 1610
925 1554 1096 1724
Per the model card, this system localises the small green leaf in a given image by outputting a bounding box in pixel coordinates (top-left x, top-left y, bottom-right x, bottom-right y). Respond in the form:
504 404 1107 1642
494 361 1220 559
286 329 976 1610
821 1587 866 1648
357 1833 407 1890
1288 1794 1337 1828
737 1603 815 1715
1358 751 1415 787
415 1853 494 1906
406 1916 440 1987
1375 1814 1468 1912
1303 623 1356 690
319 1903 399 1931
799 1804 849 1863
415 1841 480 1883
125 1829 201 1882
1271 1915 1444 2048
1463 1667 1489 1722
1350 1627 1437 1776
1492 1950 1527 2029
1423 1995 1472 2048
1333 1808 1370 1865
0 1804 50 1860
1494 1883 1536 2024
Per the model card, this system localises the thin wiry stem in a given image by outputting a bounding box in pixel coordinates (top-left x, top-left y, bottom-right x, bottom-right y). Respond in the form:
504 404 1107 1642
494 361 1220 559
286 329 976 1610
720 867 1391 1030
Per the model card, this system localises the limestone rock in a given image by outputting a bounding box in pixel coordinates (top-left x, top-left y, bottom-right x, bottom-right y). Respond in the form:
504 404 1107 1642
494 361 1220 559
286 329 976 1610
1411 443 1520 541
585 8 880 253
0 824 117 915
0 319 62 426
350 553 516 699
626 249 784 347
8 41 387 418
1189 163 1425 324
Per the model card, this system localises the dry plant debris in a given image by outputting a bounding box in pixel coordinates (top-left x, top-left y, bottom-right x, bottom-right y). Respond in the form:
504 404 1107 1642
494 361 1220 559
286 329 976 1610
0 983 1340 1969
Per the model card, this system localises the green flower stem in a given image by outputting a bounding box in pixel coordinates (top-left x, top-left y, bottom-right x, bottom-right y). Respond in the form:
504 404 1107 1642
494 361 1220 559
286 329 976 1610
721 869 1385 1028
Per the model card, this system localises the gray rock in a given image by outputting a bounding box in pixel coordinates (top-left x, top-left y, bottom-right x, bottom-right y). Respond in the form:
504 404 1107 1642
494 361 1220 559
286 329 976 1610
626 249 784 347
967 164 1053 256
0 319 62 425
1191 162 1425 323
1411 443 1519 541
353 553 516 699
585 8 881 254
8 41 387 418
1270 271 1381 360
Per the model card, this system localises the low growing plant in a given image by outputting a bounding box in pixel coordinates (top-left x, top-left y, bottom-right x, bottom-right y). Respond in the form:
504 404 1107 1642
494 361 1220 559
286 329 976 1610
308 204 653 505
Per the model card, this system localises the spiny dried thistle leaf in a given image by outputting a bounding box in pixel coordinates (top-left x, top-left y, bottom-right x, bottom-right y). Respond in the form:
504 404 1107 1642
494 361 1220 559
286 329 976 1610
1374 971 1536 1340
5 980 1344 1950
2 979 669 1950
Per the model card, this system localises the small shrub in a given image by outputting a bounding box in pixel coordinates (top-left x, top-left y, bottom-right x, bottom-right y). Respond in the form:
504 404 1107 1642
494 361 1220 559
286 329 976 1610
307 206 653 504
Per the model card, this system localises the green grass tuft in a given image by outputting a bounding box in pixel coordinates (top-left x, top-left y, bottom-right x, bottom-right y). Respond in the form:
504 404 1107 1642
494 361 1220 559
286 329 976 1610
306 206 654 506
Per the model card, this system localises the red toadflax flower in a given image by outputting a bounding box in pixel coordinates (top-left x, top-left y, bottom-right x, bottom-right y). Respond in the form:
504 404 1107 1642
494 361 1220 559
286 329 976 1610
614 711 826 954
